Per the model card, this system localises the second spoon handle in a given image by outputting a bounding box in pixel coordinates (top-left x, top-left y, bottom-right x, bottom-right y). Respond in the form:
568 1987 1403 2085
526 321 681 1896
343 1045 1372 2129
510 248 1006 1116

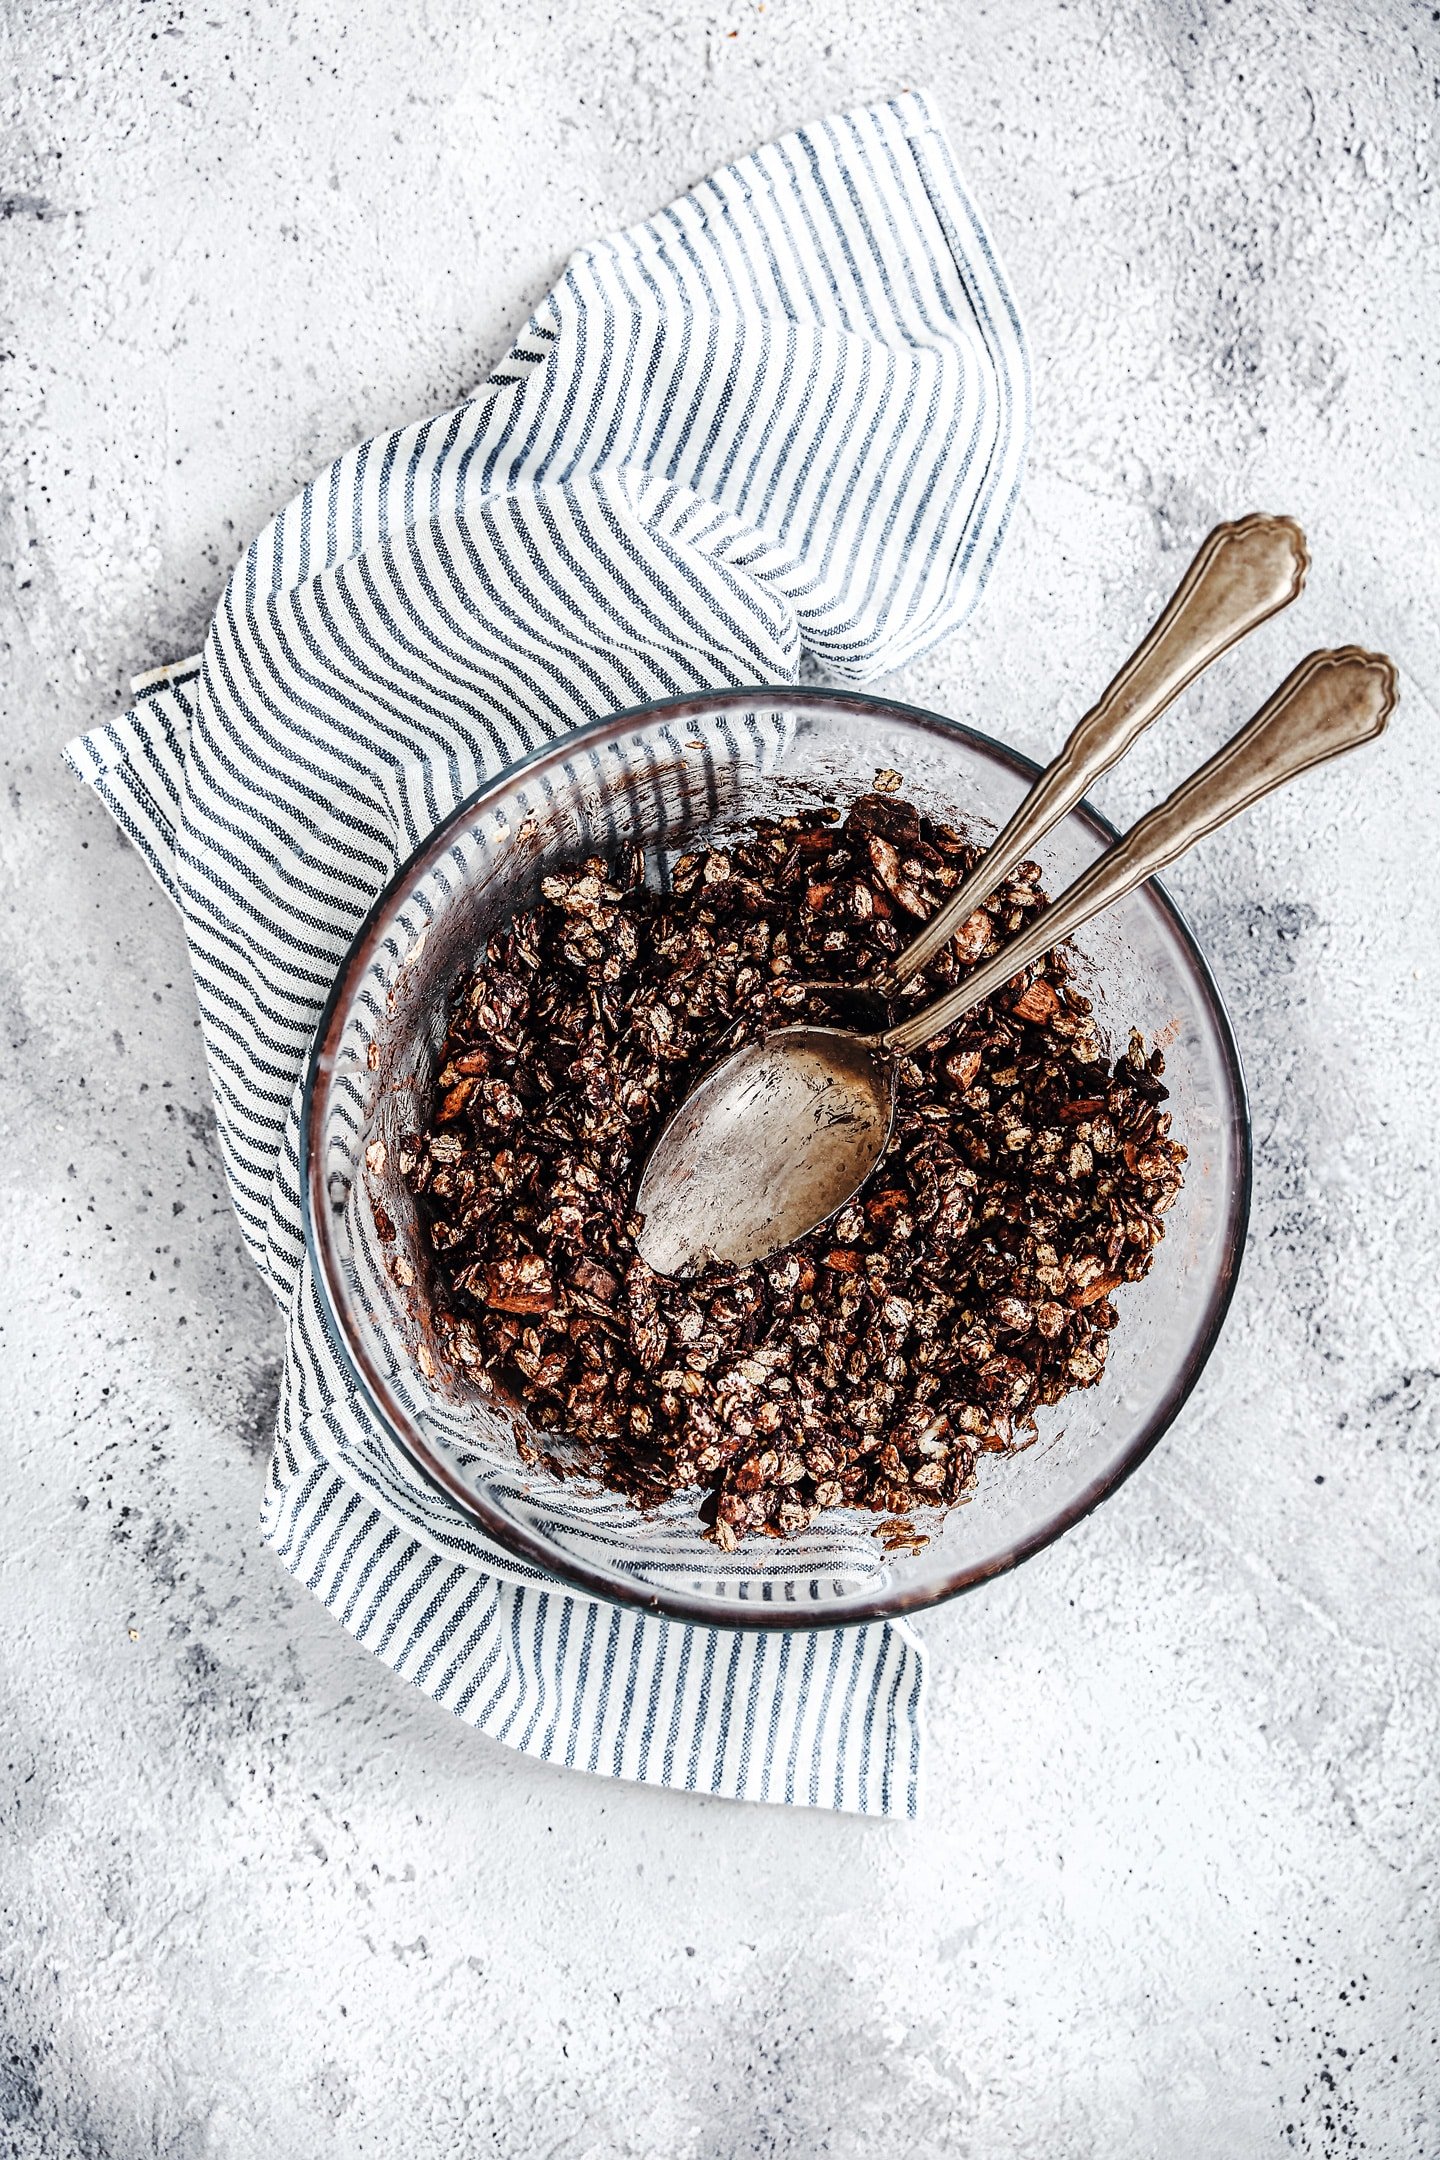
880 646 1398 1059
879 512 1310 989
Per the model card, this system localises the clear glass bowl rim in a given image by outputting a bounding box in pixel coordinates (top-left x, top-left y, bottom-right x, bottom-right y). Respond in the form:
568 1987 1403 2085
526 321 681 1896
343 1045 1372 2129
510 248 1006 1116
301 685 1253 1630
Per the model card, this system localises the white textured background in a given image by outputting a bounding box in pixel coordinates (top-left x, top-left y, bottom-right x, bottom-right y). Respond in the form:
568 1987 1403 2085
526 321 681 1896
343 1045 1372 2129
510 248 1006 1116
3 3 1438 2154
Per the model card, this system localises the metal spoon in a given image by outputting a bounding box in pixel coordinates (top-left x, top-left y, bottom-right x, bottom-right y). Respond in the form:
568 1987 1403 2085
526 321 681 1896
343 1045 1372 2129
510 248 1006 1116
633 646 1397 1277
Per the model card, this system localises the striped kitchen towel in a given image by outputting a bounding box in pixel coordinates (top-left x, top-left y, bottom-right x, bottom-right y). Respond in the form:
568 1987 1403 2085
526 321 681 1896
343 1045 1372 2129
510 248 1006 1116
66 91 1028 1816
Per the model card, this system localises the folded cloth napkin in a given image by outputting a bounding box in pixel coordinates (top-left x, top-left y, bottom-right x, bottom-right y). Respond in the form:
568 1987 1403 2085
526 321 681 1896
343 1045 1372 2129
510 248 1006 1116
67 91 1027 1817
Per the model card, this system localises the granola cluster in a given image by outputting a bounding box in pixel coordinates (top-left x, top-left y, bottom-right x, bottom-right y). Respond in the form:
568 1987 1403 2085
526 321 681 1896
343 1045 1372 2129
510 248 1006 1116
399 788 1187 1551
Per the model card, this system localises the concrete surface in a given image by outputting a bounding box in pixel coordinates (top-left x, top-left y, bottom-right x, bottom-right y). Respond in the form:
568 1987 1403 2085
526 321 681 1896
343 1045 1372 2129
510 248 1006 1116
3 1 1438 2153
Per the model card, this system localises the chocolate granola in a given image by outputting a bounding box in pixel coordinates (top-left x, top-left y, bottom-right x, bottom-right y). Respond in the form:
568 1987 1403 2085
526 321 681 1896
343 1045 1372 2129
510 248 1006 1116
398 788 1187 1551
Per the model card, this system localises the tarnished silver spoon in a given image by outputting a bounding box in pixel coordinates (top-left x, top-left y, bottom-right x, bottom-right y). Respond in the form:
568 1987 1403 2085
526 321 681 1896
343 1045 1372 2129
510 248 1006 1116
633 645 1397 1277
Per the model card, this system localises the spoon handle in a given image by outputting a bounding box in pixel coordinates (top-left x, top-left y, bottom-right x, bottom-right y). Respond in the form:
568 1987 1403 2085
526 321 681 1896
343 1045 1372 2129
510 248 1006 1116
878 513 1310 989
880 646 1398 1059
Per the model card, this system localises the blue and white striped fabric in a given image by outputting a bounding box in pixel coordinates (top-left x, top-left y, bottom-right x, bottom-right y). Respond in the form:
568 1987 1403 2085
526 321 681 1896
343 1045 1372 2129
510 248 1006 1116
66 92 1027 1816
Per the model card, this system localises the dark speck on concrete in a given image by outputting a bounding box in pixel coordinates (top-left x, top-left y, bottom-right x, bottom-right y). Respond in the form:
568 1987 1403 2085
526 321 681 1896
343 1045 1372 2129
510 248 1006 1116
0 2034 45 2126
237 1354 283 1460
177 1102 218 1147
0 193 59 220
1242 898 1320 953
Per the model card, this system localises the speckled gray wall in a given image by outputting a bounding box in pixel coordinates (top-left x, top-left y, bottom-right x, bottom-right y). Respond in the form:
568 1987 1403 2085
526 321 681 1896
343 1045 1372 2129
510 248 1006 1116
2 2 1437 2155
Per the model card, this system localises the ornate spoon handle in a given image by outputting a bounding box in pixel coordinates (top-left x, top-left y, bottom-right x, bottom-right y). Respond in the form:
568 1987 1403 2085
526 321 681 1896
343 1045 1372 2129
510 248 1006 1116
880 646 1397 1058
880 513 1311 989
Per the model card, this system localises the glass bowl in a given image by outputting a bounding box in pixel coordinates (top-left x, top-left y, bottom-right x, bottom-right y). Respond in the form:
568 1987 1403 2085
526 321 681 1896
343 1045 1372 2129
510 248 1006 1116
301 688 1250 1628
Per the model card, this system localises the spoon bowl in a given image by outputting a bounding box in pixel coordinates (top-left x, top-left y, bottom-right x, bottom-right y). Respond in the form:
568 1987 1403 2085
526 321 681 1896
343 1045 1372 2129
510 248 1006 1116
634 1025 895 1277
